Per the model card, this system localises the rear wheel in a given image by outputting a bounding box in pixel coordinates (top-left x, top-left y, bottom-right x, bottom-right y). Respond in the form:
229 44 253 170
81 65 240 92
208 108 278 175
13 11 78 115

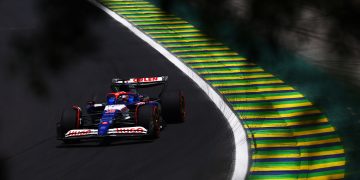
161 91 186 123
137 105 160 139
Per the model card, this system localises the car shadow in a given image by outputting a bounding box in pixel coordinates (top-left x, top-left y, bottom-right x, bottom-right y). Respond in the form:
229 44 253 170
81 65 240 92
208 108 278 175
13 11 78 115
56 138 154 148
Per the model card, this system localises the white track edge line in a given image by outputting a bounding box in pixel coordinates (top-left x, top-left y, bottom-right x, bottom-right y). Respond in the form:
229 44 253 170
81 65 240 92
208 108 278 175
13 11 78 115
89 1 249 179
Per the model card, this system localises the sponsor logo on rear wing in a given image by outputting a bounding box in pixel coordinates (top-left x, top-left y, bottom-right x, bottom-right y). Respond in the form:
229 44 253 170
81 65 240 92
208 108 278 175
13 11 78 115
112 76 168 85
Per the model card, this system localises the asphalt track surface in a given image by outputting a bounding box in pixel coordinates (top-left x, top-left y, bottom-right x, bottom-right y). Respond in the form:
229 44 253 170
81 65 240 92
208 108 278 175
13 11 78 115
0 1 234 180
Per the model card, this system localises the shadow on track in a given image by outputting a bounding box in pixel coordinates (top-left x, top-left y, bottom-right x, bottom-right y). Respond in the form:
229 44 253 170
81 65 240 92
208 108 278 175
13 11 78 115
56 139 154 148
0 156 7 180
9 0 103 97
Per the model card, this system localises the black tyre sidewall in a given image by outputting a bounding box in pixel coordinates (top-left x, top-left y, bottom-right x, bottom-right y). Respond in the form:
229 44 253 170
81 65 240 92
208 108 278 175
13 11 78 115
59 108 79 142
137 105 160 139
161 91 185 123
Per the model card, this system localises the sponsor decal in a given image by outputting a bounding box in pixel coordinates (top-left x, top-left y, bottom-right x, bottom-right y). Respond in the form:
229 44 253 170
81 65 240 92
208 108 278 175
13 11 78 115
132 77 159 82
66 129 93 137
135 102 145 105
108 127 147 134
105 104 126 111
113 76 166 84
124 77 162 83
104 104 126 113
105 109 116 113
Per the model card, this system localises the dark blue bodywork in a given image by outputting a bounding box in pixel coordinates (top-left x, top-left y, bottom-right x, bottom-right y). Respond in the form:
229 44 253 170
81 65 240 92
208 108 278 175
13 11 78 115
97 93 159 136
98 111 115 136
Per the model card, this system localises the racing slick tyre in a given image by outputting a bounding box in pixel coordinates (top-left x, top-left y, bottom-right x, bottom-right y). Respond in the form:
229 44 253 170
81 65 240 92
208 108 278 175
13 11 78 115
161 91 185 123
57 107 81 143
137 105 160 139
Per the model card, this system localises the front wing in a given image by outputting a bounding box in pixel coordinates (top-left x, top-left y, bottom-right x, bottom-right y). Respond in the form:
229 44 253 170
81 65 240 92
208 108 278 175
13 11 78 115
59 126 148 140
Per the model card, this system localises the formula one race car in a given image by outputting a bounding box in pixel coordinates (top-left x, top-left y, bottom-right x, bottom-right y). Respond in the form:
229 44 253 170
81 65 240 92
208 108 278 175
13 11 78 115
56 76 185 144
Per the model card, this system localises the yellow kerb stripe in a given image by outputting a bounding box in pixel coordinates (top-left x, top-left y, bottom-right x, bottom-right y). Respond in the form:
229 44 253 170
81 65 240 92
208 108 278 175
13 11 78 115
252 149 344 159
234 102 312 110
242 109 322 119
184 57 246 63
221 87 294 94
251 138 341 149
141 25 194 30
178 52 238 58
198 69 264 74
114 7 161 11
164 43 223 48
171 47 229 53
298 173 345 180
227 94 304 102
251 127 335 138
205 74 273 80
153 34 205 39
250 160 345 171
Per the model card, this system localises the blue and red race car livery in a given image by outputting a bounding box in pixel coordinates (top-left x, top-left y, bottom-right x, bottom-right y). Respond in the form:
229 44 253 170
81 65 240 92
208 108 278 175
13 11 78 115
56 76 185 143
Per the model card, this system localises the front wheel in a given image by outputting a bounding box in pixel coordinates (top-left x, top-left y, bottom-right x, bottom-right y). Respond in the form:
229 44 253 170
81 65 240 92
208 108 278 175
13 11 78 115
57 107 81 143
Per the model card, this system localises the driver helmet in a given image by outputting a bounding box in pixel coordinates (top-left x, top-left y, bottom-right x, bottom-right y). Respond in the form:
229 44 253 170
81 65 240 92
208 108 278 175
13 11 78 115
107 96 116 105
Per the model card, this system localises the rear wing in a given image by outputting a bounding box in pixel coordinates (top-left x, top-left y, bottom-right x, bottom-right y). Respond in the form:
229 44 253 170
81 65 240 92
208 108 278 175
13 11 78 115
111 76 168 97
112 76 168 87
